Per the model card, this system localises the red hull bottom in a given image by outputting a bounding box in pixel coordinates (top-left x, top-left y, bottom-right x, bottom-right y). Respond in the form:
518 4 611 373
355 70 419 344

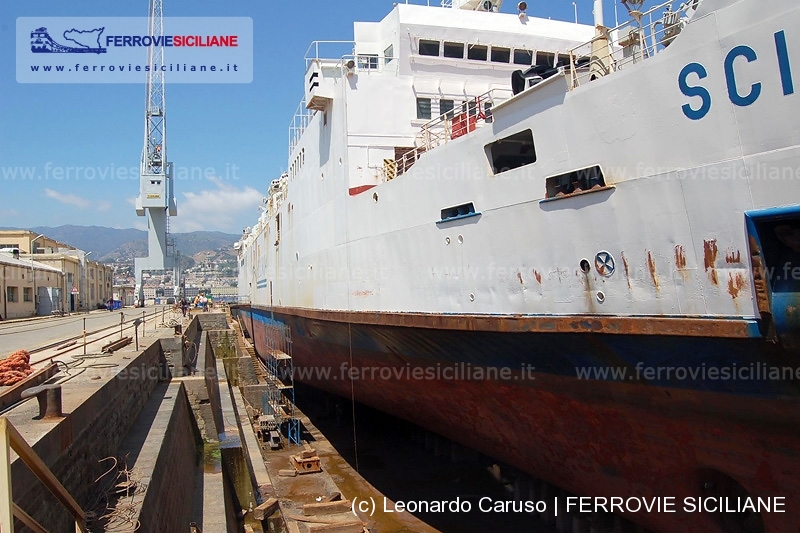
242 310 800 532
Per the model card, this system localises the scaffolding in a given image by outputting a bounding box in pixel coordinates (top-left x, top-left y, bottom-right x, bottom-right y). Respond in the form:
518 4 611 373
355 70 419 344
261 319 301 446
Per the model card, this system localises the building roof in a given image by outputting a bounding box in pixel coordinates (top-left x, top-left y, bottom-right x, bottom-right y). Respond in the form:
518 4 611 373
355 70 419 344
0 252 63 274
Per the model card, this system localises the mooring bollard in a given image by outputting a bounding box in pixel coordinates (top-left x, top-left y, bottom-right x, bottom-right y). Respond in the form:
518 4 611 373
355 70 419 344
21 385 63 419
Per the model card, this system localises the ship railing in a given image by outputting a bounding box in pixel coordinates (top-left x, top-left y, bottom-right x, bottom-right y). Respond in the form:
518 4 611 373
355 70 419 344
416 88 512 152
567 0 700 90
289 100 314 158
375 88 512 181
304 40 356 68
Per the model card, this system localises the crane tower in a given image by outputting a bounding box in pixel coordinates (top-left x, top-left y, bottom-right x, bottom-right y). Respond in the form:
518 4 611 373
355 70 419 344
134 0 179 306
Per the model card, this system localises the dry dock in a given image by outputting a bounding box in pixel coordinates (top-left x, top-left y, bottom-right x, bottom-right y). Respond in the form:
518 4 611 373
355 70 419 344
0 309 612 532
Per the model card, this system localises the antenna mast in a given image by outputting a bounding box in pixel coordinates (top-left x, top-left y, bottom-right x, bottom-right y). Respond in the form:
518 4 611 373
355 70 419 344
134 0 179 307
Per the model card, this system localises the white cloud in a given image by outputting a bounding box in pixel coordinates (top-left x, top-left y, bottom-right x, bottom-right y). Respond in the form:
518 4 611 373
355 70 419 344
172 178 262 233
44 188 90 208
97 201 112 212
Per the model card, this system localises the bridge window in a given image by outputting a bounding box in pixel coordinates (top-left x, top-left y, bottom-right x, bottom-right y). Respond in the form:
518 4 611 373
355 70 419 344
557 54 571 67
444 42 465 58
486 129 537 175
384 44 394 64
491 47 511 63
416 97 432 120
536 52 555 68
514 49 534 65
419 40 440 56
468 44 488 61
358 54 379 69
440 99 455 118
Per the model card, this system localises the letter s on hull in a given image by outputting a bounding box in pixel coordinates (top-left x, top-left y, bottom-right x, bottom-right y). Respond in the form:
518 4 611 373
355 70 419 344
679 62 712 120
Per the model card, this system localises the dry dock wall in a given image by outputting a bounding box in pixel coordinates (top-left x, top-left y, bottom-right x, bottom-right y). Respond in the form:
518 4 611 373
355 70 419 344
8 340 168 531
115 381 200 532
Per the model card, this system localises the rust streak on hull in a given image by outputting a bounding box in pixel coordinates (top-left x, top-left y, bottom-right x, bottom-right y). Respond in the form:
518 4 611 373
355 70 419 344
704 239 719 285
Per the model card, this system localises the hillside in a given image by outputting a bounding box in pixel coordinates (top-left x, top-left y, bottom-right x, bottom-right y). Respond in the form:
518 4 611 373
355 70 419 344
2 225 239 262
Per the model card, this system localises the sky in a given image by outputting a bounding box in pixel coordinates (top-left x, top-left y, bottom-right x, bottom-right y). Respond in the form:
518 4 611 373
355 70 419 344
0 0 652 234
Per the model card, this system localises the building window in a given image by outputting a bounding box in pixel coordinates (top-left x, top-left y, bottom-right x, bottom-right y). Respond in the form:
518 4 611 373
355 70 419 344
486 129 537 175
467 44 488 61
416 98 432 120
67 273 73 284
23 287 32 302
491 47 511 63
419 40 440 56
90 269 94 279
7 286 17 303
90 286 95 301
443 42 464 59
384 44 394 64
440 99 455 118
514 49 534 65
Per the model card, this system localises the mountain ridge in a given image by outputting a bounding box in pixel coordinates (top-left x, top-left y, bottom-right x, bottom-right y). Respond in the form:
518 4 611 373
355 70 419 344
0 225 239 262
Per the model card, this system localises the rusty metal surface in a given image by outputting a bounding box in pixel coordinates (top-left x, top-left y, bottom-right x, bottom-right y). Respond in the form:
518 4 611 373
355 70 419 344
0 363 58 413
239 305 758 339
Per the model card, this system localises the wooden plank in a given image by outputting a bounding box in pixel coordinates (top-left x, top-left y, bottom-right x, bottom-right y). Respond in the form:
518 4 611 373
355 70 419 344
0 363 58 412
3 418 87 531
0 420 13 533
302 500 352 516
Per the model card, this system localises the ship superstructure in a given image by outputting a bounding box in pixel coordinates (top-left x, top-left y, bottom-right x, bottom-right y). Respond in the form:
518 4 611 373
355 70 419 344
236 1 800 531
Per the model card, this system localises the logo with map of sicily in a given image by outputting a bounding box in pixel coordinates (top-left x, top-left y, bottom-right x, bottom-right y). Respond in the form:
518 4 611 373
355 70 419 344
30 26 107 54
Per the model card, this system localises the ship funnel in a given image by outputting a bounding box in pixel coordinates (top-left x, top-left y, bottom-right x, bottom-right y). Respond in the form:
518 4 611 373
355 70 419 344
451 0 504 12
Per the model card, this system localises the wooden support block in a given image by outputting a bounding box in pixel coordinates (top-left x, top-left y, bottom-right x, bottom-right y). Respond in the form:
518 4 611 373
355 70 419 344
253 497 280 521
278 469 297 477
302 500 352 516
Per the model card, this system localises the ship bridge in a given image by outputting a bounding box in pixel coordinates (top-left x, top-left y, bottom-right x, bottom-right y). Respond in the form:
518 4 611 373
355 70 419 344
286 0 596 196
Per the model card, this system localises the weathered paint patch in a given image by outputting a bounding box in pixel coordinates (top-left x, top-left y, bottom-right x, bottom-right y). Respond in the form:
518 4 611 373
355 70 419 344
704 240 719 285
727 273 746 299
647 252 660 292
352 290 374 297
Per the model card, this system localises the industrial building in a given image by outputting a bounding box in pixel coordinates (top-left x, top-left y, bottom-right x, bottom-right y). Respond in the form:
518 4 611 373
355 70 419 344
0 230 114 315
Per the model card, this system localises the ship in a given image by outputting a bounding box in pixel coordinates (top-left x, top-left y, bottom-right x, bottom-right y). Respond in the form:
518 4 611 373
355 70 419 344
234 0 800 530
